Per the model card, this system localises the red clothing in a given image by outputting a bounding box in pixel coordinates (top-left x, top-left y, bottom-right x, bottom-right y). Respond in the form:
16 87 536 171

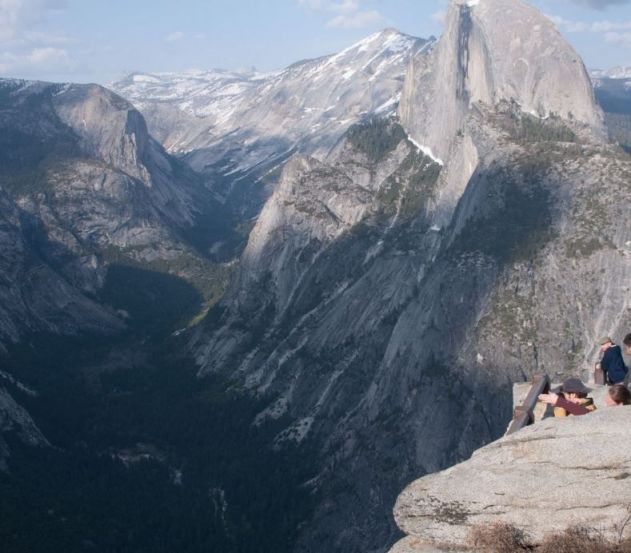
554 396 591 416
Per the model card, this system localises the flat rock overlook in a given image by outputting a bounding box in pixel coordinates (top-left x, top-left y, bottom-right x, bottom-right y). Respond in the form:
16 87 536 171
390 406 631 552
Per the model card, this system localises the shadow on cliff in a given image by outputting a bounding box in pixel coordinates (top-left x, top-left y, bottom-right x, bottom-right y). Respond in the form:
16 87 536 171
188 135 563 553
99 263 202 337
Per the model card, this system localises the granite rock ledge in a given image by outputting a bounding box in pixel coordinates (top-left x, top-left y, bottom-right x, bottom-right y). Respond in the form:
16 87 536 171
390 407 631 552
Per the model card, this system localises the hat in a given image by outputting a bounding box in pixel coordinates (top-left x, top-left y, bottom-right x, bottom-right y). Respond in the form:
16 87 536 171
554 377 592 395
599 336 614 345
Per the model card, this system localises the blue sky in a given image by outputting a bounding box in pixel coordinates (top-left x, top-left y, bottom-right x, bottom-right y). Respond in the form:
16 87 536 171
1 0 631 84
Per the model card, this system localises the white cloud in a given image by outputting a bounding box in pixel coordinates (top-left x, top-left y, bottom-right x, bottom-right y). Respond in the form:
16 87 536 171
0 0 66 42
0 45 73 74
165 31 185 43
298 0 386 29
23 30 76 45
326 9 384 28
0 0 78 76
604 30 631 43
546 14 589 32
298 0 327 10
545 11 631 53
569 0 630 9
591 20 631 31
547 13 631 33
28 45 67 64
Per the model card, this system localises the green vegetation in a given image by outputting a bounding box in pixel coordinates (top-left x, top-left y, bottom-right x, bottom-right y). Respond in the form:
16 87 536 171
604 113 631 152
502 111 577 144
99 264 203 336
346 117 407 163
377 148 441 218
468 521 631 553
451 165 555 265
564 188 617 259
1 331 318 553
101 247 233 332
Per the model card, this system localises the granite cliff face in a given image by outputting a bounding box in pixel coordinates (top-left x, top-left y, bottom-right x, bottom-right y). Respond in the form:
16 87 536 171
0 78 223 350
399 0 604 225
192 1 631 551
0 183 123 351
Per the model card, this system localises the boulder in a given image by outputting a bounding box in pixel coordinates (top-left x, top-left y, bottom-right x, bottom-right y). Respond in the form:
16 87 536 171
391 406 631 551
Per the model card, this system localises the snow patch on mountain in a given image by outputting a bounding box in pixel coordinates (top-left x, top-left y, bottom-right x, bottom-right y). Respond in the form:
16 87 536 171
111 29 433 184
405 132 444 166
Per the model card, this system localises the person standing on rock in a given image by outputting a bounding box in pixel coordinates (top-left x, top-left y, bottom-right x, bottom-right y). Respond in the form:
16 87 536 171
538 378 597 417
599 336 628 385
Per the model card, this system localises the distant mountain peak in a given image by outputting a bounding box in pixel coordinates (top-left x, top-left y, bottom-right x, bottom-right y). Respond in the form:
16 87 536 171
111 29 430 192
591 66 631 80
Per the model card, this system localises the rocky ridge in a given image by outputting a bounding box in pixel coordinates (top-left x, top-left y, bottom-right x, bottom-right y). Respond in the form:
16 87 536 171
112 30 431 218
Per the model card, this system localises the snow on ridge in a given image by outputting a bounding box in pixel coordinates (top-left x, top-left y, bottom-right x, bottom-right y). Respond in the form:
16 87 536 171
111 28 430 171
406 133 444 166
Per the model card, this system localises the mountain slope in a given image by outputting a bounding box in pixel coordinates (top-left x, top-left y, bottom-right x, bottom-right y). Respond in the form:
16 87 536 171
191 2 630 552
0 78 232 349
0 78 241 471
112 30 432 219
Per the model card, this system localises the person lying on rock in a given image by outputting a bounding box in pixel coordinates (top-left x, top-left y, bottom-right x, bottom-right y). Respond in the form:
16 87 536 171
599 336 628 385
538 377 596 417
605 384 631 406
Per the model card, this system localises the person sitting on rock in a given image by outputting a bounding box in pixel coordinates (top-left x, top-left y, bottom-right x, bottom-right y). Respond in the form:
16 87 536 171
538 377 596 417
599 336 628 385
623 334 631 385
605 384 631 406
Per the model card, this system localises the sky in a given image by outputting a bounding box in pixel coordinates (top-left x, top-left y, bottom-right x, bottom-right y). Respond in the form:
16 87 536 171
1 0 631 85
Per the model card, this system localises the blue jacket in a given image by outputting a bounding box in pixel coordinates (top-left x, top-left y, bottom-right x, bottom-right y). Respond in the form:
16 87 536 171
602 345 628 384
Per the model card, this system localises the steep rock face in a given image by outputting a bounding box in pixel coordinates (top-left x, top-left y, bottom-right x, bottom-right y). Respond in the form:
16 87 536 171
112 30 432 217
0 79 220 349
0 185 122 349
0 385 49 471
391 407 631 551
198 109 631 553
399 0 604 224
